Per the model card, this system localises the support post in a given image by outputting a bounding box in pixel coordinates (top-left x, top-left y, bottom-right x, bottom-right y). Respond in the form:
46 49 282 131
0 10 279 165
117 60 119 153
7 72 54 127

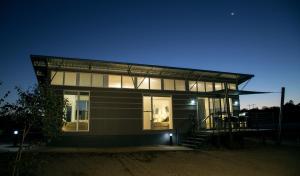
278 87 285 145
224 83 233 146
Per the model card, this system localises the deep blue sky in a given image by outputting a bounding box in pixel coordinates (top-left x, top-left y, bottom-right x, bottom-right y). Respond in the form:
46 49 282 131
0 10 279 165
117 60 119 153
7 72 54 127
1 0 300 108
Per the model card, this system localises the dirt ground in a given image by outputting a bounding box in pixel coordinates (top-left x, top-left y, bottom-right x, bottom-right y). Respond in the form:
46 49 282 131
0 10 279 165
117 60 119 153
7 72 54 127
1 144 300 176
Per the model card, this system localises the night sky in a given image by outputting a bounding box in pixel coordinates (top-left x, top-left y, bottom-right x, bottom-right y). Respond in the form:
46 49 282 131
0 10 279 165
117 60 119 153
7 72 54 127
1 0 300 109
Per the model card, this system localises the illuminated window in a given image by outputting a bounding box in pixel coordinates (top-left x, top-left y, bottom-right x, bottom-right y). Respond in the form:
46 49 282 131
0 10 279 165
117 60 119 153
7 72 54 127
79 73 91 87
189 81 197 92
229 83 237 90
206 82 213 92
108 75 121 88
63 91 89 132
150 78 161 90
122 76 135 89
163 79 174 91
51 71 63 85
214 82 223 91
137 77 149 89
197 82 205 92
91 74 104 87
143 96 173 130
64 72 77 86
175 80 185 91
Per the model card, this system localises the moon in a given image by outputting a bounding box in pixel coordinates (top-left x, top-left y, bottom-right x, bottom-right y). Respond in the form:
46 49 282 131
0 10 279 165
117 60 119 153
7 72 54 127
230 12 235 16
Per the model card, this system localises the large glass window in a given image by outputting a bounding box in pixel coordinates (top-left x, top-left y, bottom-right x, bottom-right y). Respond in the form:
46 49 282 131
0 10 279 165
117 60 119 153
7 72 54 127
92 73 104 87
122 76 135 89
189 81 197 92
63 91 89 132
175 80 186 91
51 71 64 85
64 72 77 86
143 96 173 130
108 75 121 88
150 78 161 90
137 77 149 89
79 73 91 87
163 79 175 91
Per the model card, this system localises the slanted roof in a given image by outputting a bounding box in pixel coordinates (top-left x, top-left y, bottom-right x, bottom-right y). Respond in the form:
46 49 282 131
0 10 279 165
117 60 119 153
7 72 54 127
31 55 254 84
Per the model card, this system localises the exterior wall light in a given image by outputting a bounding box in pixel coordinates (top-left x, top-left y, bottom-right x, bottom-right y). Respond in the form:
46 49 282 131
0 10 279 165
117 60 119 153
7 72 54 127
190 99 196 105
233 100 239 106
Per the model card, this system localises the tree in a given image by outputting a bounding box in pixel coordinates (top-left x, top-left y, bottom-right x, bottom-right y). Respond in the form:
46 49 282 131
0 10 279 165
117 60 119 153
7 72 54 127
4 84 67 176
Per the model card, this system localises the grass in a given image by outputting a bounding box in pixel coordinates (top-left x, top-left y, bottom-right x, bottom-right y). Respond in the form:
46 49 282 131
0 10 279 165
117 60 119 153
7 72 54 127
1 142 300 176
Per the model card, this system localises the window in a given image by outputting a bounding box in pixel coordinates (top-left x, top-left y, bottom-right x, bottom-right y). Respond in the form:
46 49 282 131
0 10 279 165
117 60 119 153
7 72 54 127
79 73 91 87
214 82 223 91
150 78 161 90
175 80 186 91
122 76 135 89
163 79 174 91
92 73 104 87
189 81 197 92
63 91 89 132
108 75 121 88
143 96 173 130
64 72 77 86
229 83 237 90
137 77 149 89
206 82 213 92
197 82 205 92
51 71 63 85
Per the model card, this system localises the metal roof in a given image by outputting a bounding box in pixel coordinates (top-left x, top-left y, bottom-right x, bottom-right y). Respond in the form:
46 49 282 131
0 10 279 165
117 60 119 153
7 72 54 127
31 55 254 84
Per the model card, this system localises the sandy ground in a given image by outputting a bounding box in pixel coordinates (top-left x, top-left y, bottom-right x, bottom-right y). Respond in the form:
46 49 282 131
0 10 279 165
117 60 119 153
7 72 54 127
38 145 300 176
1 144 300 176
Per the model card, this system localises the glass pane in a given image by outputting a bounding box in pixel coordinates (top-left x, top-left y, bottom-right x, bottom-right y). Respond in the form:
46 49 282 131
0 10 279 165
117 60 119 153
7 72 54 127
152 97 172 130
214 82 223 91
137 77 149 89
143 112 152 130
64 72 77 86
79 73 91 87
229 83 236 90
143 96 151 111
189 81 197 92
92 74 104 87
197 82 205 92
214 99 221 114
122 76 135 89
108 75 121 88
206 82 213 92
164 79 174 90
150 78 161 90
175 80 185 91
78 95 89 131
63 93 77 131
51 71 64 85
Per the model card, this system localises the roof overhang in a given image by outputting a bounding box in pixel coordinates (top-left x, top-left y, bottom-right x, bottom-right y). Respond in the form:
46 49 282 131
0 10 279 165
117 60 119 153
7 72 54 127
31 55 254 84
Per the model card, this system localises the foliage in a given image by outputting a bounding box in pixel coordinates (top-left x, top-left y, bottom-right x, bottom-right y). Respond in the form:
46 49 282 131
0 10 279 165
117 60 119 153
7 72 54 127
0 83 67 176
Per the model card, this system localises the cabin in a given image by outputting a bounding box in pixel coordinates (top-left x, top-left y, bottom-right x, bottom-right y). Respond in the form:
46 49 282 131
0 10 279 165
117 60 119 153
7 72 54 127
31 55 254 147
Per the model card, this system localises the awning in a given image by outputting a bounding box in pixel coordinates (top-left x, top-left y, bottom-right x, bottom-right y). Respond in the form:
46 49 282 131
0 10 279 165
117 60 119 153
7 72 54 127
213 90 272 96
